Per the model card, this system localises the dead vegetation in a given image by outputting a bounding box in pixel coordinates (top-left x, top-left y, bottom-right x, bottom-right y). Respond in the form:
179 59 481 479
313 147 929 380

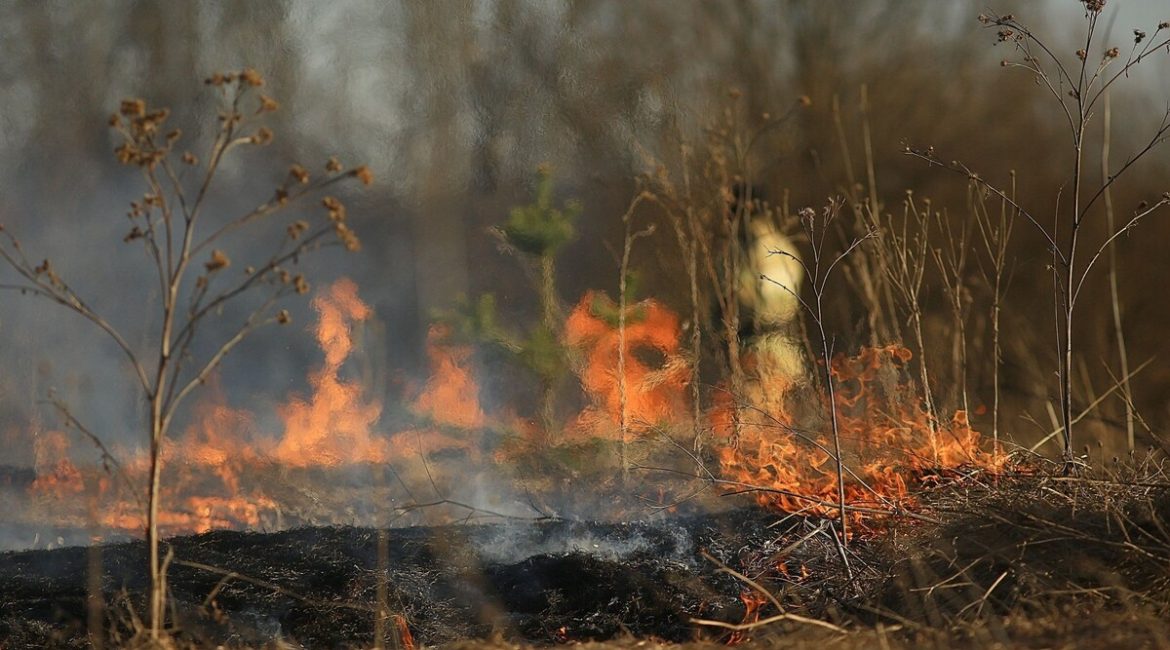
4 2 1170 649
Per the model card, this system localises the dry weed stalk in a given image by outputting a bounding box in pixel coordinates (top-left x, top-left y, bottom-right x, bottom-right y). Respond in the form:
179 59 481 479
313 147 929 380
930 207 974 417
1100 90 1136 451
641 151 709 453
910 4 1170 470
616 192 654 477
873 194 940 456
971 176 1017 458
641 93 807 452
0 69 371 641
770 200 876 547
832 87 901 346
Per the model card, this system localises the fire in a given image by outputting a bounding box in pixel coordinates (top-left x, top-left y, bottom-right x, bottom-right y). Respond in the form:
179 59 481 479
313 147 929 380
20 273 992 544
716 344 993 526
25 278 384 537
273 277 386 467
31 430 85 495
395 614 416 650
389 323 485 458
726 590 769 645
564 291 690 439
412 325 485 429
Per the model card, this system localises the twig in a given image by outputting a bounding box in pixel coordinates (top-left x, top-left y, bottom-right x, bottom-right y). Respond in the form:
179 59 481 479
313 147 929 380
691 613 846 635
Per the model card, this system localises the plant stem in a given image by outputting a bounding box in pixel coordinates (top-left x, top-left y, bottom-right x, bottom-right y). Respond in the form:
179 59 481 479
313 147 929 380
1101 90 1135 451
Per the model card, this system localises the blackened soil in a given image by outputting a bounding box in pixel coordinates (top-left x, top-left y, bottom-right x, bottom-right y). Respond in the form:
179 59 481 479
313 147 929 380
0 508 826 647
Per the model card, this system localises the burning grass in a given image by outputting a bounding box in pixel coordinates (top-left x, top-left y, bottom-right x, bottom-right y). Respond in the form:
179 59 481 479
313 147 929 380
714 344 997 527
3 460 1169 648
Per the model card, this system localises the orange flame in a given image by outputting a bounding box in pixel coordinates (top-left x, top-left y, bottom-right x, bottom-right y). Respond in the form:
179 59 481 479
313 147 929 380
716 344 993 527
27 278 385 537
411 324 484 429
726 590 769 645
389 324 484 459
31 430 85 495
395 614 416 650
22 276 992 544
273 277 386 467
564 291 690 439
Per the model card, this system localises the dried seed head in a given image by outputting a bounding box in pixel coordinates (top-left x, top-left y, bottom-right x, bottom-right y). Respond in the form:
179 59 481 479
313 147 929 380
120 99 146 117
251 127 274 146
205 249 230 272
205 72 227 87
323 196 346 222
114 144 137 165
276 309 291 325
287 220 309 240
1105 47 1120 59
1083 0 1106 13
351 165 374 186
182 152 198 166
293 274 310 294
325 156 343 173
334 223 361 252
257 94 280 113
289 164 310 185
240 68 264 87
1076 49 1087 61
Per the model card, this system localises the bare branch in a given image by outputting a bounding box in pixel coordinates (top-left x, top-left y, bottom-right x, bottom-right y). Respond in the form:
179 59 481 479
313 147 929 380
1074 199 1170 302
904 149 1065 264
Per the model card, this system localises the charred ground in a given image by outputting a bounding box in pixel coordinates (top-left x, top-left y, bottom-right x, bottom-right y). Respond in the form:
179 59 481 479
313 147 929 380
3 462 1169 649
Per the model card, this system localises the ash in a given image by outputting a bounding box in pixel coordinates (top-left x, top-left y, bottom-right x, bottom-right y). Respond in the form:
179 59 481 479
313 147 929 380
0 507 833 647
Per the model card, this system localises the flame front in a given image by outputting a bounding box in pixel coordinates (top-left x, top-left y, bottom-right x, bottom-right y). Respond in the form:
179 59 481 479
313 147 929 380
25 278 384 537
389 323 485 459
565 291 690 439
273 277 385 467
21 280 995 542
715 344 994 527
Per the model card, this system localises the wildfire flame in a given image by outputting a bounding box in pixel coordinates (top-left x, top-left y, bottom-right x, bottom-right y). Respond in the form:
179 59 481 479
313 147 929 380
564 290 690 439
31 430 85 495
273 277 385 467
715 344 994 526
26 278 385 537
389 323 485 459
21 277 994 543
